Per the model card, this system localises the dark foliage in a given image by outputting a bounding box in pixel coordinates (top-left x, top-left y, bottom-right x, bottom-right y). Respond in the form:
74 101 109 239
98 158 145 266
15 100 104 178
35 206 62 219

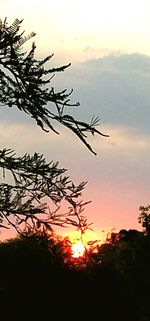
89 228 150 321
0 231 137 321
138 205 150 235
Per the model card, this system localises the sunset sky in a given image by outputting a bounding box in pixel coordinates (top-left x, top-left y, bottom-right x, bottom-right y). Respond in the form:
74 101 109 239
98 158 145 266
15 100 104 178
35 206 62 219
1 0 150 242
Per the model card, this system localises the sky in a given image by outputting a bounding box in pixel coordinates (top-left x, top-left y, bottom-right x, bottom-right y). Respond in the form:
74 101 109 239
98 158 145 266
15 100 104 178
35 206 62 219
1 0 150 242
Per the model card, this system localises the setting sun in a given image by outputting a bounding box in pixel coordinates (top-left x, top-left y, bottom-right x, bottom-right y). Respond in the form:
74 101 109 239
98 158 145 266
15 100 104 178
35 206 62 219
71 240 85 258
62 229 103 247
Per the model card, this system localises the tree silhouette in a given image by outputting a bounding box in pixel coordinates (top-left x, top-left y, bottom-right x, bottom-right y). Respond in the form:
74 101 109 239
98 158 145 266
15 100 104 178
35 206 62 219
138 205 150 235
0 18 108 233
0 229 137 321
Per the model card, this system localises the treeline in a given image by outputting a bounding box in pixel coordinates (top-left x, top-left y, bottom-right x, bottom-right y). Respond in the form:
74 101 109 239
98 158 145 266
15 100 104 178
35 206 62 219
0 228 149 321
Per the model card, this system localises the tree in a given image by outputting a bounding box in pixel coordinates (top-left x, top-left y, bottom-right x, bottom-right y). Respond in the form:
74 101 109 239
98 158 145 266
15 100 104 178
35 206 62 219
0 18 108 233
138 205 150 235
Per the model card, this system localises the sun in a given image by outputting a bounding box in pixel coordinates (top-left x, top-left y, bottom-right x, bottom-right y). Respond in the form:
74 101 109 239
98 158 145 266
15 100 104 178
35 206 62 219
71 240 85 258
63 229 102 246
61 229 104 260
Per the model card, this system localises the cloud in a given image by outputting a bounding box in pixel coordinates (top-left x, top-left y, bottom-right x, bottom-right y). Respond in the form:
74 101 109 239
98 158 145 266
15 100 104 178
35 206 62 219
51 53 150 136
93 125 150 153
82 53 150 73
2 52 150 134
1 53 150 239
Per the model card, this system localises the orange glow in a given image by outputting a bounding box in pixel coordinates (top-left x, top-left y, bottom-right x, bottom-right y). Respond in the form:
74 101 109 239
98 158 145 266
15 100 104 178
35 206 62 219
62 229 103 247
71 240 85 258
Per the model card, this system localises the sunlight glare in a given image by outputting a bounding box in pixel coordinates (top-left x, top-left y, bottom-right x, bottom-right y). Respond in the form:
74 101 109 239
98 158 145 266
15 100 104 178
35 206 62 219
71 240 85 258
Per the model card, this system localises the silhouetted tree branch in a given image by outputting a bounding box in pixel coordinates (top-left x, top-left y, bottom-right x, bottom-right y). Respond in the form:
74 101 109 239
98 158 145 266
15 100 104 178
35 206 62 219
0 18 108 233
0 18 108 155
0 148 92 232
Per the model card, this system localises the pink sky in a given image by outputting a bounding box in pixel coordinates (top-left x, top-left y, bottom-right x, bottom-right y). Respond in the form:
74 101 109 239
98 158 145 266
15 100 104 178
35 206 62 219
1 2 150 242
